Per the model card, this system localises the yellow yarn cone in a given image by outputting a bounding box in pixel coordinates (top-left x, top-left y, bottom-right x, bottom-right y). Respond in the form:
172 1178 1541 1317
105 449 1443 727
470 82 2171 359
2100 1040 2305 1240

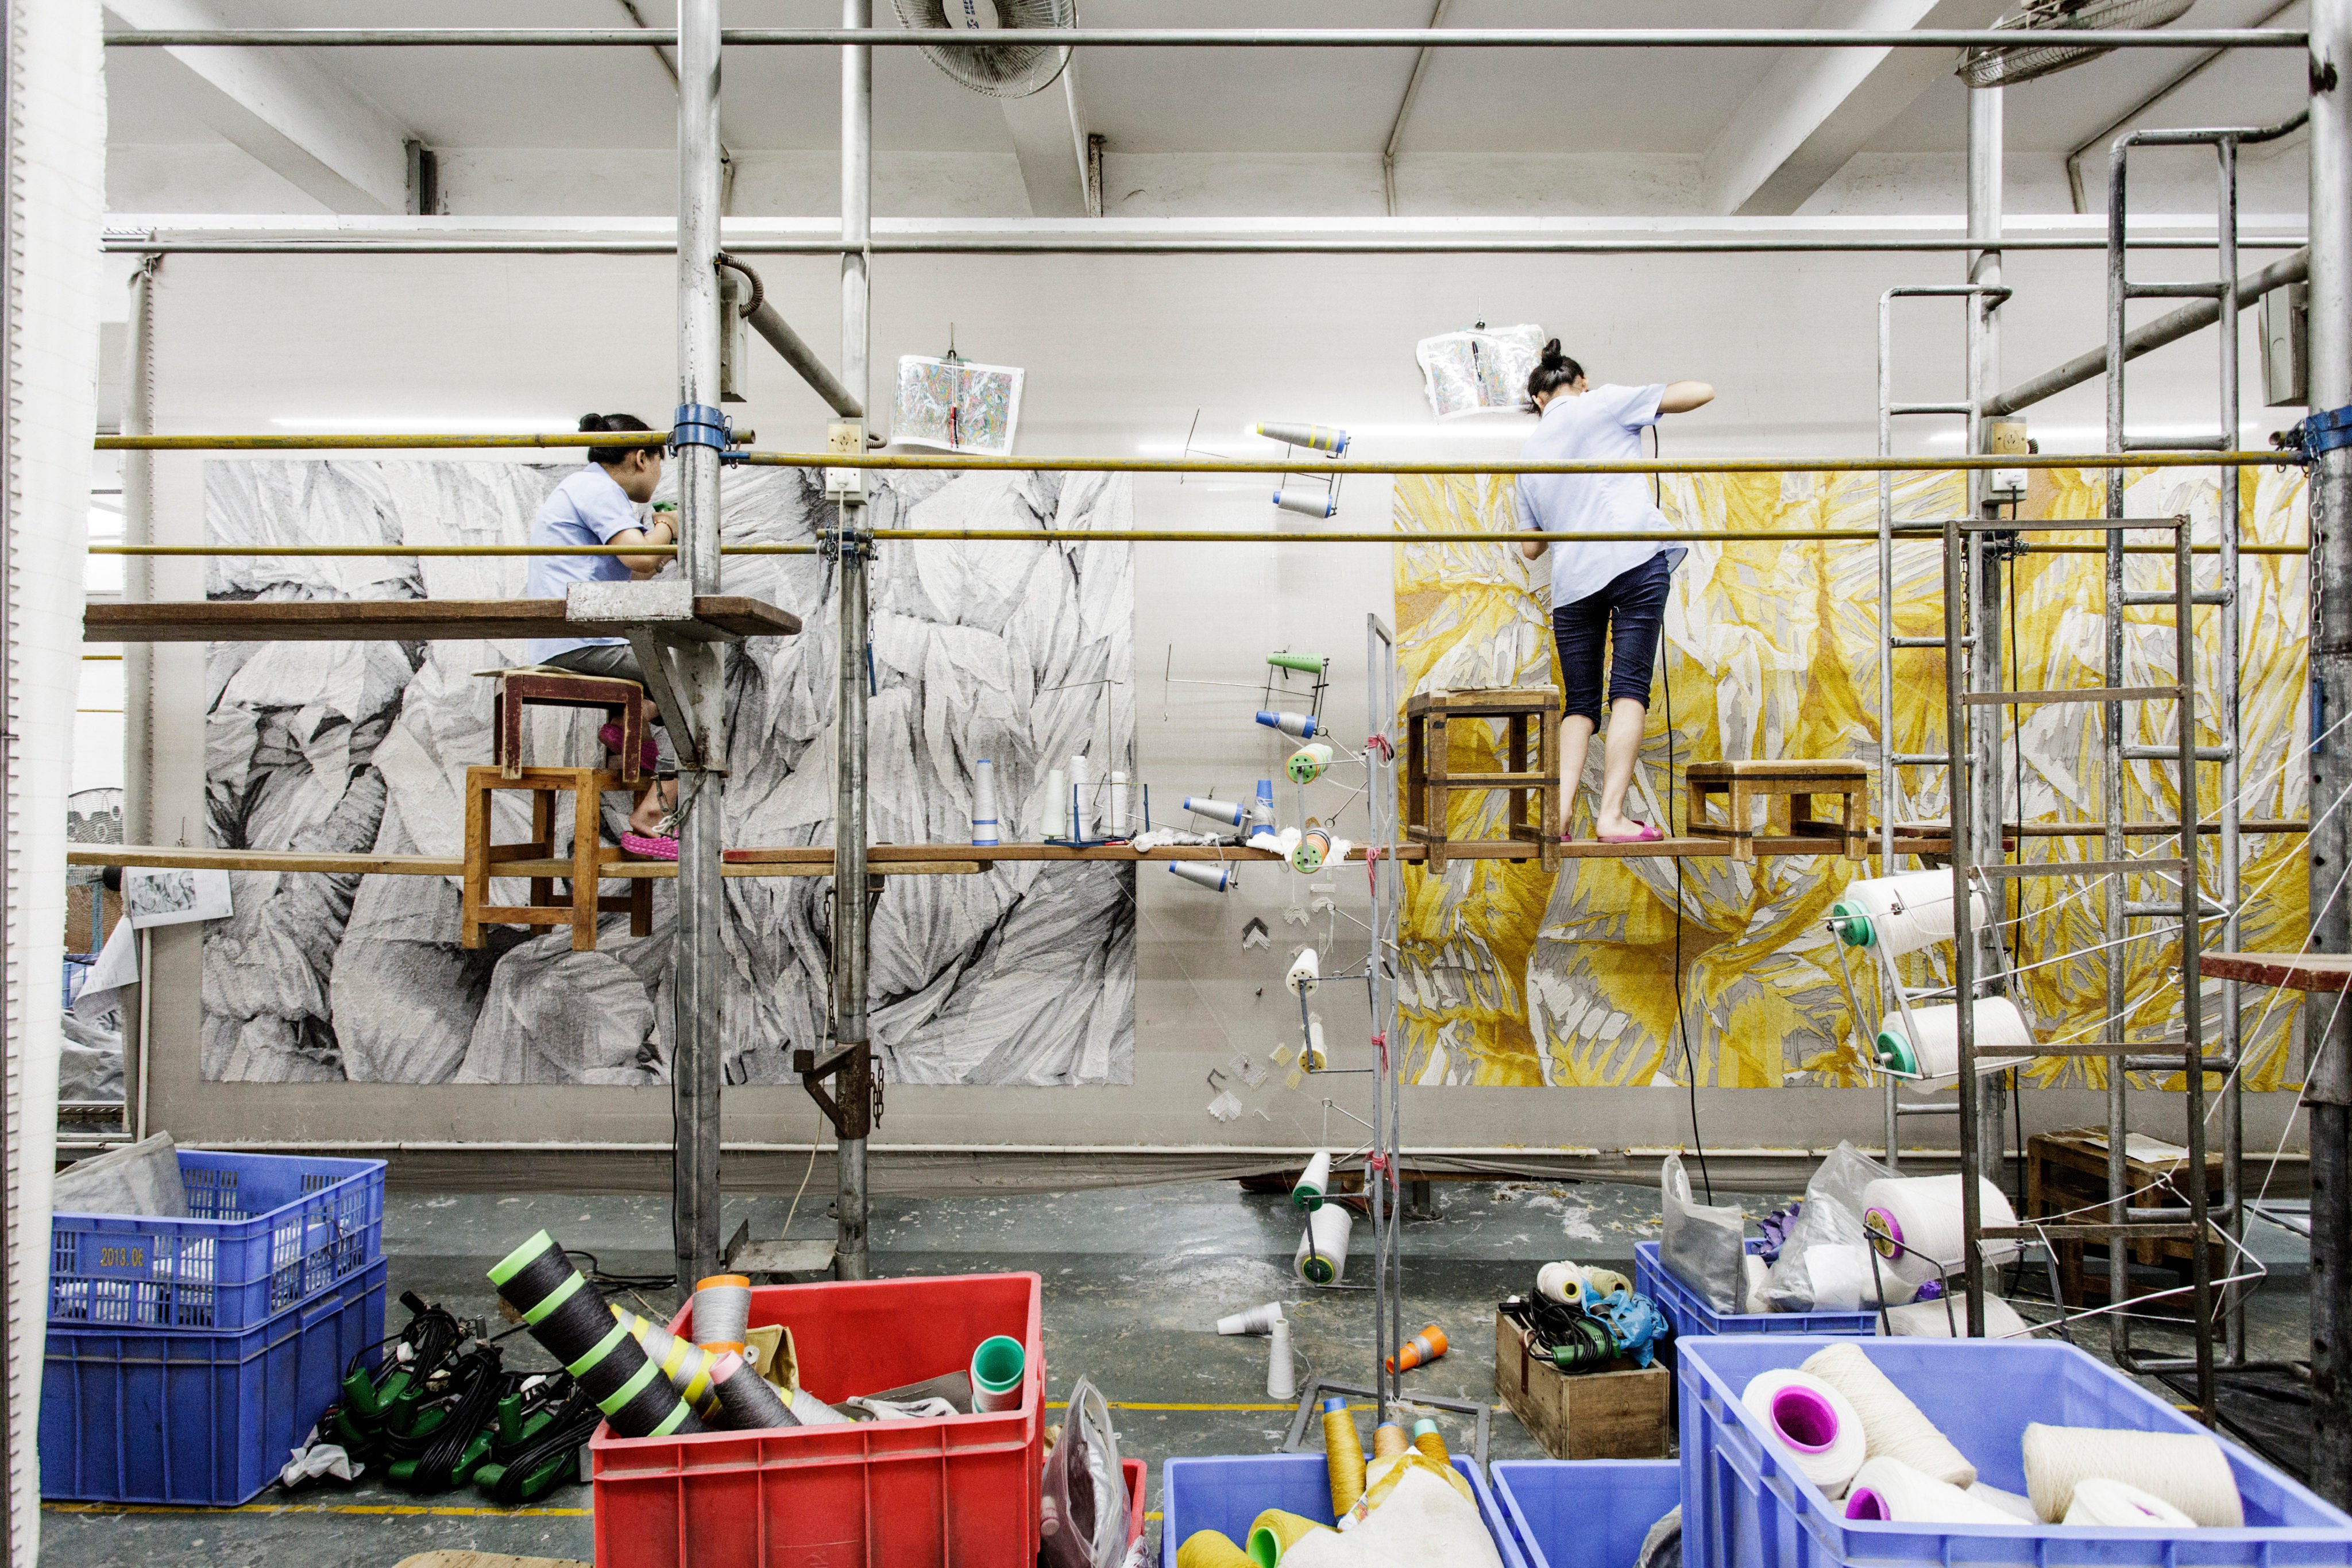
1246 1508 1330 1563
1412 1417 1450 1465
1176 1530 1256 1568
1320 1396 1366 1516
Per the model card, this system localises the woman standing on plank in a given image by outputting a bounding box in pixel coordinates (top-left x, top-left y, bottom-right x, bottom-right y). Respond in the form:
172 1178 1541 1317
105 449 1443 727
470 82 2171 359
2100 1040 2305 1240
1515 342 1714 844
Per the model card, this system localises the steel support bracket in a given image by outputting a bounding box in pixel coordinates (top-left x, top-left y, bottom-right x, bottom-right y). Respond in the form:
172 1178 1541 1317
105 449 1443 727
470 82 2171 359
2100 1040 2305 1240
794 1041 874 1141
670 401 733 452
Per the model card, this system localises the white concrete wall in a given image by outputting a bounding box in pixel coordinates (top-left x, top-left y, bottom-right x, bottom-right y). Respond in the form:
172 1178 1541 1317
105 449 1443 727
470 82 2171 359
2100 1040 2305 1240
105 237 2309 1165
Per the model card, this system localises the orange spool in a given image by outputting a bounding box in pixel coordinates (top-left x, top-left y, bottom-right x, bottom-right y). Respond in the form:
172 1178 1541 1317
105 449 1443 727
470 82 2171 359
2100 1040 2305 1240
1385 1323 1449 1374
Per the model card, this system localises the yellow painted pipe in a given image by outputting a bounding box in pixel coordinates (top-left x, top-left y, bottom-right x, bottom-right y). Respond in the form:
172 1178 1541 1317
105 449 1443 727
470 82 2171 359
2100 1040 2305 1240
95 432 678 450
82 535 2307 555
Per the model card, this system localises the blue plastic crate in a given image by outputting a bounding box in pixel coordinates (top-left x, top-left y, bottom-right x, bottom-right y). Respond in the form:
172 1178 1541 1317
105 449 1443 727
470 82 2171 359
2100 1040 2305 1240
49 1149 384 1332
1679 1335 2352 1568
1633 1239 1879 1354
1161 1451 1527 1568
1494 1460 1681 1568
40 1256 384 1506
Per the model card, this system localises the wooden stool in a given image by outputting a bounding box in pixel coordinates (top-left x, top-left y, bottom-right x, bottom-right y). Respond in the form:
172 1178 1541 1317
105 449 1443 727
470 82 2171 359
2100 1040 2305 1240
1685 759 1869 861
1403 688 1562 872
2027 1127 2226 1308
488 666 648 787
461 766 652 952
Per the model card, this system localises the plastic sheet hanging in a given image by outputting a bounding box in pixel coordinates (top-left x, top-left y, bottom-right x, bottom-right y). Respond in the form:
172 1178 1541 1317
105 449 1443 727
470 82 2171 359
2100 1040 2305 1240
1659 1152 1746 1314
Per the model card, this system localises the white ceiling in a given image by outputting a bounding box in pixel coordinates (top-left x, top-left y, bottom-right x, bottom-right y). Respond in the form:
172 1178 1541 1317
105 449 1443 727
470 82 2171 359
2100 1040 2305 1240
100 1 2319 191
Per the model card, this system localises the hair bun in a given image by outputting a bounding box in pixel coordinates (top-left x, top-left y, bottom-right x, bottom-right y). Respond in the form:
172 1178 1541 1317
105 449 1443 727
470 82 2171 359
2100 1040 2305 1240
578 413 601 431
1539 338 1563 362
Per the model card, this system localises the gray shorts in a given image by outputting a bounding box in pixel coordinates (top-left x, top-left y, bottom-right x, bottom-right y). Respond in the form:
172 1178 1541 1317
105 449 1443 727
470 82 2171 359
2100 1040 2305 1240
540 644 677 774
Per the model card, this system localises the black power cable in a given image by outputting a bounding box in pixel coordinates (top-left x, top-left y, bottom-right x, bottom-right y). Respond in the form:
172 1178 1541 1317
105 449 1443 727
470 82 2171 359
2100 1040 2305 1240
1651 423 1712 1202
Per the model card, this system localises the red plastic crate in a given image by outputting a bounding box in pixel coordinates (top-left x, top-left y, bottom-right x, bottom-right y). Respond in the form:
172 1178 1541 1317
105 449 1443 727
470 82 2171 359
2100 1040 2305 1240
593 1272 1045 1568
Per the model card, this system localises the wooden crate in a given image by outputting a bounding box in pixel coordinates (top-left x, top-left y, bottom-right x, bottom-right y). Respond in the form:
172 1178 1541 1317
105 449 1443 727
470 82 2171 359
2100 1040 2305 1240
1493 1310 1671 1459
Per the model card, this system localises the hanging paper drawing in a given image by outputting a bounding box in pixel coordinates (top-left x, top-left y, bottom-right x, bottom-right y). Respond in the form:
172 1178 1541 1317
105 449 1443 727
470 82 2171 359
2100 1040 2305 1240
893 355 1025 456
1415 323 1547 419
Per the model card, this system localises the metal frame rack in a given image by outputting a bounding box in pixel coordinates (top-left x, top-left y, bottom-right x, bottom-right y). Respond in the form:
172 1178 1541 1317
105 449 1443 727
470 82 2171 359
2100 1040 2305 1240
56 6 2352 1508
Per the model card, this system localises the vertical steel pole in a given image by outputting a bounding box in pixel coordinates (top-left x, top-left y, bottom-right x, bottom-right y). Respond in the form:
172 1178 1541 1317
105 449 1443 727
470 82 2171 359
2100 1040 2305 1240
1876 294 1902 1169
2215 134 2248 1369
832 0 875 1283
2104 133 2135 1362
1947 517 1987 1326
120 258 157 1142
2179 513 2215 1424
1967 87 2009 1211
2304 0 2352 1508
672 0 728 1290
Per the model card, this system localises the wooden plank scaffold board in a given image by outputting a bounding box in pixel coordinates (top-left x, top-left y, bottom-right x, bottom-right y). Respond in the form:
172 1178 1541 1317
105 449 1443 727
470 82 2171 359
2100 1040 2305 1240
83 595 802 644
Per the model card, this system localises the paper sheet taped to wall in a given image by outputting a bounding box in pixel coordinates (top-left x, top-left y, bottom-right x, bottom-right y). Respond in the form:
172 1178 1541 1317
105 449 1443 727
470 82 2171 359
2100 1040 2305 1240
892 355 1025 455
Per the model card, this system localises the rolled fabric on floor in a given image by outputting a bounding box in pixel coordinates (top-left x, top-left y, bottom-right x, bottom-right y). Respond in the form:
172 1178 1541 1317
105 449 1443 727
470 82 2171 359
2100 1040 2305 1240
1860 1174 2020 1287
1843 1456 2018 1525
486 1230 700 1439
1882 1293 2030 1339
1740 1368 1867 1495
2021 1423 2243 1528
1800 1342 1975 1488
2064 1477 2199 1528
707 1350 799 1431
1831 871 1987 957
1874 997 2034 1080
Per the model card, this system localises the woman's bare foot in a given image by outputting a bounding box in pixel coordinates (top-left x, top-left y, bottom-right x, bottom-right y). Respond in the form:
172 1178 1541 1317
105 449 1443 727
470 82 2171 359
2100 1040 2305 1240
627 779 678 837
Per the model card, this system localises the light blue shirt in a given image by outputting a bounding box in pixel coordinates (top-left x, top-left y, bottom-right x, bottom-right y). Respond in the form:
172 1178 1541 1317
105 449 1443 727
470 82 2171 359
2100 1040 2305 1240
1514 383 1677 608
524 466 643 663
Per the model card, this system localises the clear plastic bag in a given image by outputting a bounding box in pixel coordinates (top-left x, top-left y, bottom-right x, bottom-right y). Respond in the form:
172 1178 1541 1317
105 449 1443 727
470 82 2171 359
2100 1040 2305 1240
1040 1375 1127 1568
1765 1141 1913 1311
1659 1152 1747 1314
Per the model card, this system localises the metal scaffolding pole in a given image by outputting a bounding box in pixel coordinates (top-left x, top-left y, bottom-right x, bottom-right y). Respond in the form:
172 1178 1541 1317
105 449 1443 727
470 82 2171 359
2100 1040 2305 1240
1968 86 2010 1216
831 0 875 1284
670 0 729 1290
2305 0 2352 1510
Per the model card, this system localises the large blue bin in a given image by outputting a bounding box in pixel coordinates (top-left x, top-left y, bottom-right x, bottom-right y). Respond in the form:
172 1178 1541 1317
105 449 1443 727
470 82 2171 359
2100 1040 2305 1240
1679 1335 2352 1568
1493 1460 1681 1568
1161 1451 1526 1568
49 1148 384 1333
40 1257 384 1505
1633 1239 1879 1354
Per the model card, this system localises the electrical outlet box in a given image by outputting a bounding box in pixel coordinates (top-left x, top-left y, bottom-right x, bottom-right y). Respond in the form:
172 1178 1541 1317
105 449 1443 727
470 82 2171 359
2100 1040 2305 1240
825 421 866 501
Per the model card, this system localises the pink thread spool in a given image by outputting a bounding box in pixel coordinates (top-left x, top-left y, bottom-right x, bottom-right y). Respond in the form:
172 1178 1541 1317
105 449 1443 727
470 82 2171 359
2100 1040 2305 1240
1771 1384 1841 1455
1845 1488 1892 1521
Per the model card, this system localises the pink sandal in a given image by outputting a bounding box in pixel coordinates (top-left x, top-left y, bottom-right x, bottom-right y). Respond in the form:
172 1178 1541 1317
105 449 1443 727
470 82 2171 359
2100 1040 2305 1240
598 722 661 772
1596 822 1666 844
619 831 678 861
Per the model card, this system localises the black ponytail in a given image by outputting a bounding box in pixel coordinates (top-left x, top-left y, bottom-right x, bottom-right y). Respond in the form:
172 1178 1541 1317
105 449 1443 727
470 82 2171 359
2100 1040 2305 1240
581 412 655 468
1524 339 1585 411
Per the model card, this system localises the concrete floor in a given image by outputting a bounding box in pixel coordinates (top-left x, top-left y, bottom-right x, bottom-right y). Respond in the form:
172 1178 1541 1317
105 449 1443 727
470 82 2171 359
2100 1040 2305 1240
37 1177 2316 1568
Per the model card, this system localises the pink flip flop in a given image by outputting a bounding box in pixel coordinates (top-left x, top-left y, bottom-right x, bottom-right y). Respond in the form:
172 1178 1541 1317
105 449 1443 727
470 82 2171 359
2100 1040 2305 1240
1596 822 1666 844
619 831 678 861
598 722 661 772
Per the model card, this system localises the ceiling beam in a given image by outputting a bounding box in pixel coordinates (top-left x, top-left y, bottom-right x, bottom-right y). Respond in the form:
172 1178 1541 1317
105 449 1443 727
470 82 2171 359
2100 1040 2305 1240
1700 0 2007 217
106 0 415 213
999 60 1095 218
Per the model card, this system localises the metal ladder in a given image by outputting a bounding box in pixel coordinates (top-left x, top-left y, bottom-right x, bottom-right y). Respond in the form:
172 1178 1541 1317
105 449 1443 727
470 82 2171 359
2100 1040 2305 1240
1946 511 2215 1417
1875 283 2007 1165
2102 115 2303 1379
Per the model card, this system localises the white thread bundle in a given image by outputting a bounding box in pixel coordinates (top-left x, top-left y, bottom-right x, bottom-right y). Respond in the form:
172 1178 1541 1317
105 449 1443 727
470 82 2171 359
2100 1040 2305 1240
1882 1293 2030 1339
1874 998 2033 1081
1834 872 1987 958
1742 1254 1774 1315
692 1276 752 1347
1293 1150 1332 1210
1968 1482 2042 1524
1801 1342 1977 1488
2021 1424 2242 1528
1535 1260 1633 1305
1294 1204 1353 1285
1107 771 1130 838
1740 1369 1866 1494
2064 1478 2197 1528
1843 1457 2018 1525
1267 1319 1296 1399
971 758 999 847
1218 1302 1284 1336
1041 768 1068 837
1803 1244 1874 1311
1859 1175 2020 1286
